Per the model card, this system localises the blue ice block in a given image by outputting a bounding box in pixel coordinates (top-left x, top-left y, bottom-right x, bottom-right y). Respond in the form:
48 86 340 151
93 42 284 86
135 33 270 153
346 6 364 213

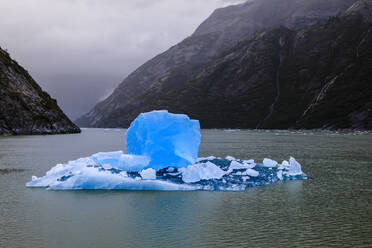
126 110 201 170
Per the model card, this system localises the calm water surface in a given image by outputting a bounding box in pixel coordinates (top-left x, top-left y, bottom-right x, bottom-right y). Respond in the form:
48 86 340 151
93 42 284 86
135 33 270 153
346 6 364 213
0 129 371 247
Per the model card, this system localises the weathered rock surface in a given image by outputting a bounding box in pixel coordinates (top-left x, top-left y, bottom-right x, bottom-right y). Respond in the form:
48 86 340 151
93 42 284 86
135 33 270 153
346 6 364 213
76 0 357 128
0 47 81 135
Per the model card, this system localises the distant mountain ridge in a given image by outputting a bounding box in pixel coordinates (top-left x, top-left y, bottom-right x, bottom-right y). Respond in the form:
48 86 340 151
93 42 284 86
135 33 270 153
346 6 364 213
76 0 370 129
0 47 80 135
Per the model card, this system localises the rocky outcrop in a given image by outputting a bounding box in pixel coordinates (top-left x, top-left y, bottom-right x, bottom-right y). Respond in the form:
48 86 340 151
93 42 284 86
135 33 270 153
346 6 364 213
76 0 357 128
0 47 81 135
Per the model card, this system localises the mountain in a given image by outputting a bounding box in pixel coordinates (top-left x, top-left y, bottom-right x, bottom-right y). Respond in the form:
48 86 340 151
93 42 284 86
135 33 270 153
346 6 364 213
0 47 81 135
149 0 372 129
76 0 357 128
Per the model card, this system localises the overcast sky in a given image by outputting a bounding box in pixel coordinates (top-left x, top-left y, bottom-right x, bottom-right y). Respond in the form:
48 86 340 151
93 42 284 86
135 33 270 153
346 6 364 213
0 0 245 120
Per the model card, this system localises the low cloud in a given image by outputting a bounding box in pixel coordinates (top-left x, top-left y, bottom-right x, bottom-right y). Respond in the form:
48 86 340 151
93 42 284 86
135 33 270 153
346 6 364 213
0 0 246 119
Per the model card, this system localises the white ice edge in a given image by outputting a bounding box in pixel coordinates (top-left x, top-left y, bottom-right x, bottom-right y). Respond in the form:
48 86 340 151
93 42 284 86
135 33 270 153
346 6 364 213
26 152 306 191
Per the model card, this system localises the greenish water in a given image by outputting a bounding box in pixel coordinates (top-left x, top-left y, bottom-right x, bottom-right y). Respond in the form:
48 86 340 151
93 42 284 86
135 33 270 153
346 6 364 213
0 129 371 248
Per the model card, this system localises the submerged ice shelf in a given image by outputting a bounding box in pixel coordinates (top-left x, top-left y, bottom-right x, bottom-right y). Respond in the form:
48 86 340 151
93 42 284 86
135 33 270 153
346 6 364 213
26 111 307 191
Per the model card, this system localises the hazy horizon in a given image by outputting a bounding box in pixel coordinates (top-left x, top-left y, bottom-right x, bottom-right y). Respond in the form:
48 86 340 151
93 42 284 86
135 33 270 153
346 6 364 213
0 0 245 120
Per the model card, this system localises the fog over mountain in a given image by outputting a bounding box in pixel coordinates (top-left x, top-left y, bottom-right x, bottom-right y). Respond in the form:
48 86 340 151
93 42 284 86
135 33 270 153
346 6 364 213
77 0 360 129
0 0 244 120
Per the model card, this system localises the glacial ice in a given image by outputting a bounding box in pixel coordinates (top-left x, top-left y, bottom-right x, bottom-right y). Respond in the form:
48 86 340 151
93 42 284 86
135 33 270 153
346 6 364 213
26 110 307 191
26 154 307 191
262 158 278 167
288 157 304 176
140 168 157 180
126 110 201 170
91 151 150 171
179 162 226 183
229 160 256 170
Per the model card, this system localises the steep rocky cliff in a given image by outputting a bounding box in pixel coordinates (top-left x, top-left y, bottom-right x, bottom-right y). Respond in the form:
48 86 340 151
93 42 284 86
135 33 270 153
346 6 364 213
146 0 372 129
0 47 80 135
77 0 357 128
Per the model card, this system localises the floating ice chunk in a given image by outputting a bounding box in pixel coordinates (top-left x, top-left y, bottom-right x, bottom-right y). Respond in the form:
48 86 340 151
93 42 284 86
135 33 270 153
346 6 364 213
198 156 216 162
166 172 181 176
26 153 307 191
102 164 112 170
53 176 198 190
118 154 150 172
282 160 289 167
229 161 255 170
126 110 201 170
278 160 289 170
119 171 128 177
288 157 303 176
26 157 198 190
28 163 77 188
179 162 226 183
243 162 256 169
225 156 236 161
229 161 246 170
90 151 150 172
243 164 255 170
244 169 259 177
243 159 255 164
140 168 156 180
262 158 278 167
277 170 283 180
91 151 122 167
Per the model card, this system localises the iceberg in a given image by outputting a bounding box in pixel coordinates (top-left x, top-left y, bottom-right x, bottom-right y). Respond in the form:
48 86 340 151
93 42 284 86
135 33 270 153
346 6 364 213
126 110 201 170
26 155 307 191
26 110 307 191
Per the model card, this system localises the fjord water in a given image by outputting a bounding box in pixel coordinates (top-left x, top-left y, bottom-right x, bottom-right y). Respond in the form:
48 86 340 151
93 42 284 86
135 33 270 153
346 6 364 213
1 129 371 248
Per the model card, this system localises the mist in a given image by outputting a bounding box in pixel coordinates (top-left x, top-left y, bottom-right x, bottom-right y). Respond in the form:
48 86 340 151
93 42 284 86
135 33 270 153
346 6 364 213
0 0 245 120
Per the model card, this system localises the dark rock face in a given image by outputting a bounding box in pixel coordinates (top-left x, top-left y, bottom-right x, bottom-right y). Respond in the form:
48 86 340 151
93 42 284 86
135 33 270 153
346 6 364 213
153 2 372 129
76 0 356 128
0 47 80 135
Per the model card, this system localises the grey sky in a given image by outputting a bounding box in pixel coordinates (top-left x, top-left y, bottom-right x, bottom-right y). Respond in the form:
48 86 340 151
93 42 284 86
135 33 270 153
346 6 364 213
0 0 245 120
